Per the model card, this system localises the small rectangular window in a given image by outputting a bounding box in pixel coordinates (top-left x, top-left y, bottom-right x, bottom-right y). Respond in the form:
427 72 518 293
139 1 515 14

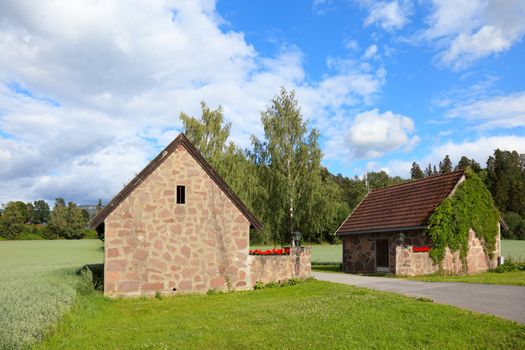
176 185 185 204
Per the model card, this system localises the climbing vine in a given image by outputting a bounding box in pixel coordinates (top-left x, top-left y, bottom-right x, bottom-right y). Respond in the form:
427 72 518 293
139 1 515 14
426 169 500 265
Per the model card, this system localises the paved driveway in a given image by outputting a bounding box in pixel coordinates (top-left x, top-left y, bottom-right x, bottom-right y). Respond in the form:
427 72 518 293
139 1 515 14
313 272 525 324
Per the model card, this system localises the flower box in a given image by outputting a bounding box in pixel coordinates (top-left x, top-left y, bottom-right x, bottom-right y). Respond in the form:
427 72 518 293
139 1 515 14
412 245 431 253
249 247 290 256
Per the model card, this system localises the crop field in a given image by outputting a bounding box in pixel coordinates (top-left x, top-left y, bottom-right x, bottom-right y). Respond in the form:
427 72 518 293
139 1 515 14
0 240 103 349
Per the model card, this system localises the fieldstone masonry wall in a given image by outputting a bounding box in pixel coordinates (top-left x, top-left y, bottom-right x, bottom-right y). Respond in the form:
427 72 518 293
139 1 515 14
396 229 501 276
342 233 398 274
104 144 252 297
248 247 311 284
343 228 500 276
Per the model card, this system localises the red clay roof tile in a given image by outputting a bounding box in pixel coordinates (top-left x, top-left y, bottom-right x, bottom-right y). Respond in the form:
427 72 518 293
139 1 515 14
336 170 464 235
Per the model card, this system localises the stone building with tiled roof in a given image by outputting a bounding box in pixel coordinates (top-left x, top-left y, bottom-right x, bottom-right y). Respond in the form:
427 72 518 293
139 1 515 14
336 170 501 276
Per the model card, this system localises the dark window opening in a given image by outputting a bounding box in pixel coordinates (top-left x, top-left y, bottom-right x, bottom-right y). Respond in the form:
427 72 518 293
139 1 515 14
176 185 185 204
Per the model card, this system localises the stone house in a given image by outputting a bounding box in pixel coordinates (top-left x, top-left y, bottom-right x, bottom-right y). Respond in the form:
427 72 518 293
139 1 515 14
335 170 501 276
90 134 310 297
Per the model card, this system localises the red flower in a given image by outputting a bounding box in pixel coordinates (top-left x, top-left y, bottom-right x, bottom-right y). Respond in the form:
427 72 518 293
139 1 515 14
413 246 431 253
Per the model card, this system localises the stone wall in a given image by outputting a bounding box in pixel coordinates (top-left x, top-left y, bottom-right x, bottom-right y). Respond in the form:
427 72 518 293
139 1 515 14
396 228 501 276
248 247 311 284
343 227 500 276
342 233 399 274
104 144 252 297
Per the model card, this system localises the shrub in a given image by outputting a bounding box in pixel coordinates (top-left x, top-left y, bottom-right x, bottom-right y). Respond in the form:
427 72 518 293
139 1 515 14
494 259 525 273
83 229 98 239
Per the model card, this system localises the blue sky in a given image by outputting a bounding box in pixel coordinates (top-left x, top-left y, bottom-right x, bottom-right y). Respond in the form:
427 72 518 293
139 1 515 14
0 0 524 204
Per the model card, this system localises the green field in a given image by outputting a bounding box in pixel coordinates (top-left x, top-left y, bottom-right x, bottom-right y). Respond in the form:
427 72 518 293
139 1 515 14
502 240 525 260
0 240 103 349
2 240 525 349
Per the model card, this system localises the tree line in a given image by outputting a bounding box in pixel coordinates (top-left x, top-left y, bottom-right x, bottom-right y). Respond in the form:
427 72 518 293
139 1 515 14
410 151 525 239
0 198 99 240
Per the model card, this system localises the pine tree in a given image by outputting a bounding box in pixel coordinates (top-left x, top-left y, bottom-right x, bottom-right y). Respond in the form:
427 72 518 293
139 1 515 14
410 162 424 179
439 155 452 174
424 163 433 177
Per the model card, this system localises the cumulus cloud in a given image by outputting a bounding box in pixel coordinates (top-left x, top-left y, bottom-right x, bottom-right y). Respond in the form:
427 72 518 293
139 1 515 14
344 109 419 159
423 0 525 68
446 92 525 129
425 135 525 167
0 0 386 203
363 1 412 31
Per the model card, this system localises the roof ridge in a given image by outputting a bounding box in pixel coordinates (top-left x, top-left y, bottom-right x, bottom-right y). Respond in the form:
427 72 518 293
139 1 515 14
369 169 464 193
89 133 262 230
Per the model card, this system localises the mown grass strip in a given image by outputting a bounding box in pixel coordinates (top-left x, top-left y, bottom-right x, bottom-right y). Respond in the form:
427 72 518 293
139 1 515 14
38 280 525 349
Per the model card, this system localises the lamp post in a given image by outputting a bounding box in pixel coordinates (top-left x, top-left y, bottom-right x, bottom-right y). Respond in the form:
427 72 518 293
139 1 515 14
292 231 302 247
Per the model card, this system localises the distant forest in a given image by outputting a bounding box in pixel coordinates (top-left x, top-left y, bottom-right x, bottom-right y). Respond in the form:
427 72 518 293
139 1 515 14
1 89 524 242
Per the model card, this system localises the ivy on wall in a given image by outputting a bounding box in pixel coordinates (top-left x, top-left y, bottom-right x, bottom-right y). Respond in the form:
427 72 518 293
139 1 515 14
426 169 500 264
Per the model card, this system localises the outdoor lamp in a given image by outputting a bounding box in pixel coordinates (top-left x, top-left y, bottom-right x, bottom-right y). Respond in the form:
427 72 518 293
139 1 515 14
399 233 405 246
293 231 302 247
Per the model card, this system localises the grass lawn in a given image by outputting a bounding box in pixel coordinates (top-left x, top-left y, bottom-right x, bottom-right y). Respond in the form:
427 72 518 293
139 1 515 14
38 280 525 349
0 240 103 349
403 271 525 286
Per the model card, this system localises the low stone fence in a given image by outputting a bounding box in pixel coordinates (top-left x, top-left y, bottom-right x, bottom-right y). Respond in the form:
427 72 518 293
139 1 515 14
248 247 311 285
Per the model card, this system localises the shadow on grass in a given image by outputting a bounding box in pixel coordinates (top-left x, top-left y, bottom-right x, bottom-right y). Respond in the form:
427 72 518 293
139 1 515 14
312 263 342 273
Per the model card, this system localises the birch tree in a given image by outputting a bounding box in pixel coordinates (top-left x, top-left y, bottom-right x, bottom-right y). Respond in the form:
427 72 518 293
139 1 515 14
251 88 323 244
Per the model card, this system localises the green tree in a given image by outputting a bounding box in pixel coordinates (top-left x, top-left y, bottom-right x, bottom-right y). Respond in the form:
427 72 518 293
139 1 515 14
0 201 29 239
424 163 433 177
503 212 525 240
251 88 324 244
32 200 50 224
486 149 525 216
332 174 367 211
410 162 424 179
48 198 68 238
439 155 453 174
180 102 231 175
65 202 87 239
455 156 481 173
81 208 90 222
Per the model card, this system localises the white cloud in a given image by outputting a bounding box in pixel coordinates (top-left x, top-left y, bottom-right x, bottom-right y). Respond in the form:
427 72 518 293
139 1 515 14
425 135 525 167
364 1 411 31
345 109 419 159
446 92 525 129
362 44 378 60
0 0 385 203
423 0 525 68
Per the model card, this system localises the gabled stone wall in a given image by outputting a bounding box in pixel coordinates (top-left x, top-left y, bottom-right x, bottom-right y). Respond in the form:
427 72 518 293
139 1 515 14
248 247 311 284
395 228 500 276
104 144 251 297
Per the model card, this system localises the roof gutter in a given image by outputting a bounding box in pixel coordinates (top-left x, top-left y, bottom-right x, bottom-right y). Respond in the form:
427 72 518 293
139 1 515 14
337 225 428 236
